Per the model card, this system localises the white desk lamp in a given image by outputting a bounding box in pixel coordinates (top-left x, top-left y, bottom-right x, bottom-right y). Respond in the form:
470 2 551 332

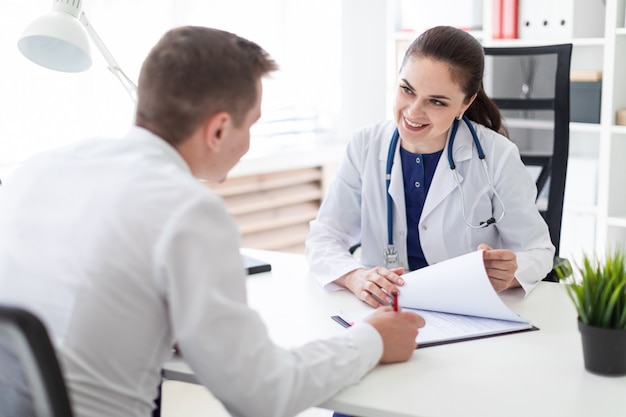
17 0 137 102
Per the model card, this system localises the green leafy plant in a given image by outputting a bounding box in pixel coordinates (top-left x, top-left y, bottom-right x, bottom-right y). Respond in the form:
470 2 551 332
555 249 626 330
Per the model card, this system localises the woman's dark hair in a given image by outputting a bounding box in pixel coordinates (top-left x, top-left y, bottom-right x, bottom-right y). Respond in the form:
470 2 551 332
401 26 507 136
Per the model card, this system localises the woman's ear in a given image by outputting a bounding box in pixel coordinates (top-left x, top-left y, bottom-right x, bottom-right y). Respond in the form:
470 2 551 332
202 111 230 152
464 93 478 112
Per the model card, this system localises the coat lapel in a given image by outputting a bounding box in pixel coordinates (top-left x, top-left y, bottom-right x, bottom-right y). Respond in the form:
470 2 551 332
379 132 407 233
421 122 475 220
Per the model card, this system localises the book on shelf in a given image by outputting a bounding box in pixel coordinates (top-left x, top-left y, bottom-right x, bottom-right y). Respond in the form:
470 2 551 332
331 250 536 348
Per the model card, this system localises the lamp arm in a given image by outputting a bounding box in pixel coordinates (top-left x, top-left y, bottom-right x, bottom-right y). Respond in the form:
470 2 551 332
78 12 138 103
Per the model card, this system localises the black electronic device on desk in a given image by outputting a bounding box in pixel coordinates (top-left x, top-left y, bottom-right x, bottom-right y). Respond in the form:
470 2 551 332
243 254 272 275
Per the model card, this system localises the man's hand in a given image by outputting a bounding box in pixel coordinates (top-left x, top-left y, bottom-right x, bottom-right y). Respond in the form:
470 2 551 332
365 307 425 363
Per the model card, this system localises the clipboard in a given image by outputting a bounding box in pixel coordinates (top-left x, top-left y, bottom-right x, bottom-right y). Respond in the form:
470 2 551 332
331 312 538 348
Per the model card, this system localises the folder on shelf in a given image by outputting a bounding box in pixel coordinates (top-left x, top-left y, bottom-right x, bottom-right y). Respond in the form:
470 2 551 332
501 0 518 39
331 251 537 347
492 0 503 39
492 0 518 39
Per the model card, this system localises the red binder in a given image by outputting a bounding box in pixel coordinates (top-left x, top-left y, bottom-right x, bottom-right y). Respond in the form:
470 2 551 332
492 0 518 40
501 0 518 39
492 0 503 39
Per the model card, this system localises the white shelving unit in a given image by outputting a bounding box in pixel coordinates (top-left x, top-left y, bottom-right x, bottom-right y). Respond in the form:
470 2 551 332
383 0 626 262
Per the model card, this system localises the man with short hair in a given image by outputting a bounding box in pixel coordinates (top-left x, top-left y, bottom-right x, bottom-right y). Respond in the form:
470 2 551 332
0 26 424 417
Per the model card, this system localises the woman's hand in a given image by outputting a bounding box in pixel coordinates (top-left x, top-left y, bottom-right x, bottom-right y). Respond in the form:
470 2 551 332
336 266 405 307
478 243 520 292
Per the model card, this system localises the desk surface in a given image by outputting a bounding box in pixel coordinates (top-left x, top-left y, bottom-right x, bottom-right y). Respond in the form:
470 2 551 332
164 249 626 417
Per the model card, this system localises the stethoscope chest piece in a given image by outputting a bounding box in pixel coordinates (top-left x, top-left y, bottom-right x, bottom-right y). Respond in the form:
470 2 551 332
384 245 400 268
447 116 506 229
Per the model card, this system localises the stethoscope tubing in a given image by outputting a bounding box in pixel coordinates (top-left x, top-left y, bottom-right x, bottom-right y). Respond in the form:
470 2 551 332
385 129 400 245
385 115 506 248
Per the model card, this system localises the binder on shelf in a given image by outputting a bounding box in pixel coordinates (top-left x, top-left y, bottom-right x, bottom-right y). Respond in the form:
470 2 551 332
571 81 602 124
492 0 518 39
492 0 503 39
501 0 518 39
518 0 605 39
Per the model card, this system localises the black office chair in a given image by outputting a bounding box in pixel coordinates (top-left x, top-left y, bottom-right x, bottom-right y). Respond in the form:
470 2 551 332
482 43 573 281
0 304 74 417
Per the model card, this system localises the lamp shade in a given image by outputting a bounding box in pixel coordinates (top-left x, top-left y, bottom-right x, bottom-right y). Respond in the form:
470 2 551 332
18 11 92 73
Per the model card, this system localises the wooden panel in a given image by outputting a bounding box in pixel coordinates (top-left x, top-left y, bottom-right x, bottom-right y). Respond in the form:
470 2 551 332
241 223 312 251
205 167 323 253
235 201 320 234
222 183 322 216
208 167 322 196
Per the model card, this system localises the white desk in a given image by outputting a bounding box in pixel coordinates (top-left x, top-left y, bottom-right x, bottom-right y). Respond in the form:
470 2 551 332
163 249 626 417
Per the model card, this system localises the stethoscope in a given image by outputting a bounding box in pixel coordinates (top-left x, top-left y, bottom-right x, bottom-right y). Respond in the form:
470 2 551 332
383 115 506 267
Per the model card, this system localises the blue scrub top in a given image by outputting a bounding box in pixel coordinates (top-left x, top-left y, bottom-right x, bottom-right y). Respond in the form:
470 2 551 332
400 146 443 271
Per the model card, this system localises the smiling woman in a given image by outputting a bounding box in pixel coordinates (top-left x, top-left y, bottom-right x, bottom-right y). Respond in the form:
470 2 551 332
394 57 476 154
305 26 555 311
0 0 341 181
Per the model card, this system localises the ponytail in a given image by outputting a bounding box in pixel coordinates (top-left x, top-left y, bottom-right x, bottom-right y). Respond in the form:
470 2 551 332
466 88 508 137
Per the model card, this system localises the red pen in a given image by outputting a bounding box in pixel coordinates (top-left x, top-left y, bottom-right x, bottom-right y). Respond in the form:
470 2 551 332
392 291 398 312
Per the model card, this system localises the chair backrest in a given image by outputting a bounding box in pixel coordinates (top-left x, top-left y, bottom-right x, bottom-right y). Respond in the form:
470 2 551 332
482 44 572 260
0 305 73 417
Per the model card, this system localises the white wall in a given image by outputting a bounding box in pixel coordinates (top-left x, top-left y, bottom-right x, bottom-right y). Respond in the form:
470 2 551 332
0 0 342 180
339 0 390 139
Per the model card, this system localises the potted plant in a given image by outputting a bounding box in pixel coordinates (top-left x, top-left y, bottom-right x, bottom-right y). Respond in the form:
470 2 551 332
556 248 626 376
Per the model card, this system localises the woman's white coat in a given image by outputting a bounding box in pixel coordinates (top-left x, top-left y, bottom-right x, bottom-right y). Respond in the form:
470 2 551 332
306 119 555 293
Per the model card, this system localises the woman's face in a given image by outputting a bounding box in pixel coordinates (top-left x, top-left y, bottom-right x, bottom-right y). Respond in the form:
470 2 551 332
394 56 474 154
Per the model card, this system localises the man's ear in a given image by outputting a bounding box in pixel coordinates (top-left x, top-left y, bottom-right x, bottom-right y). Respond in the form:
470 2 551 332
202 111 230 152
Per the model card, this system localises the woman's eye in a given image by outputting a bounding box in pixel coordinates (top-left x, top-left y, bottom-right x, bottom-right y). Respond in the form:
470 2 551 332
431 99 445 106
401 86 413 95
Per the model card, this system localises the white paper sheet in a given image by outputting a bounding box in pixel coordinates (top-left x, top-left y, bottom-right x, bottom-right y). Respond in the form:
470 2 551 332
397 250 526 322
334 251 534 347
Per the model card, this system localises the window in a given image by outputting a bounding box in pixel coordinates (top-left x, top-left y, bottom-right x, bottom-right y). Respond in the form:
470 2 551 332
0 0 341 179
